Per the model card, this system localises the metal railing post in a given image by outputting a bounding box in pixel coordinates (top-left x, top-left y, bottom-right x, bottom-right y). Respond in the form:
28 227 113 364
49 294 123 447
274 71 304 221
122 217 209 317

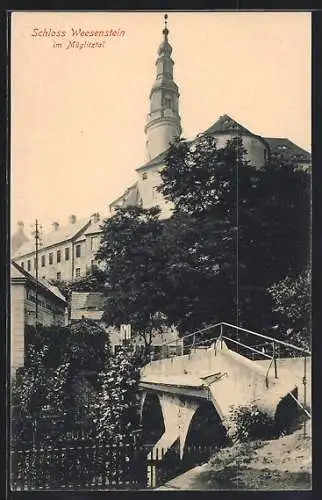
272 341 278 379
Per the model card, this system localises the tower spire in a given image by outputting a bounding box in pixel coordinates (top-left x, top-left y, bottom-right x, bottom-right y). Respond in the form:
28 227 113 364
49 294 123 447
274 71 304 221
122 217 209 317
144 14 182 161
163 13 169 39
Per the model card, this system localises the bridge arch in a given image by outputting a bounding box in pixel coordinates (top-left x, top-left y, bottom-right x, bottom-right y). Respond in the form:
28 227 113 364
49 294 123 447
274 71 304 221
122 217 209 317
182 399 227 459
141 391 165 447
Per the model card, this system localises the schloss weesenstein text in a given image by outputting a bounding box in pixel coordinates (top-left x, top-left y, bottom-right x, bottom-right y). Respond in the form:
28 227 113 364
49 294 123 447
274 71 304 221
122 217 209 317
31 27 126 50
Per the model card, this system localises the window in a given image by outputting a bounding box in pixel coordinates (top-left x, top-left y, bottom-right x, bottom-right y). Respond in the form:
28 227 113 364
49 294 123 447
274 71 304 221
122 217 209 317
41 255 45 267
65 247 70 261
142 172 148 180
21 261 24 269
91 236 98 251
75 244 81 258
57 250 61 263
27 260 31 271
49 253 53 265
56 272 61 281
75 268 81 278
164 97 172 109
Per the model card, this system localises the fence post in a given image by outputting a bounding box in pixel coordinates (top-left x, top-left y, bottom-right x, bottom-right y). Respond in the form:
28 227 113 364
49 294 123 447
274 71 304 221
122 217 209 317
272 341 278 379
147 449 156 489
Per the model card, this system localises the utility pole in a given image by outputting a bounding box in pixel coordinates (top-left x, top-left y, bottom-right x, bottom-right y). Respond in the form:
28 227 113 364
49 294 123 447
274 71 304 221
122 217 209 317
30 219 42 450
31 219 42 325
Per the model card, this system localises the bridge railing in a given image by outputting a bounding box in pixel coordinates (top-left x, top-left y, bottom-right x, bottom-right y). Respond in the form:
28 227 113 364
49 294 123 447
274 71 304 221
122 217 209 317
151 321 311 426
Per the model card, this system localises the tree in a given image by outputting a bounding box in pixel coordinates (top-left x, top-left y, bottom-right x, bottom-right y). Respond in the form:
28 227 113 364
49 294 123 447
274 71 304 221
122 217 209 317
157 135 311 335
95 345 141 446
12 320 110 445
95 205 172 353
268 268 311 348
70 265 107 293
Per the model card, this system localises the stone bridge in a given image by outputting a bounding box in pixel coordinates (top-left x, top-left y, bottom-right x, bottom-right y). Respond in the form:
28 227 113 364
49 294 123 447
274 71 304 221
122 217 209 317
139 338 305 462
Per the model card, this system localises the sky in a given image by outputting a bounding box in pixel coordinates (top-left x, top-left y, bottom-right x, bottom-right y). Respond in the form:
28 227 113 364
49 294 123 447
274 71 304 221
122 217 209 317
11 11 311 237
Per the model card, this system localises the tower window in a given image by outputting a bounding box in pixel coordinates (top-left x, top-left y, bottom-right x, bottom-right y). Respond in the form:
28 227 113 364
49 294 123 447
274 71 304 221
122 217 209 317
164 97 172 109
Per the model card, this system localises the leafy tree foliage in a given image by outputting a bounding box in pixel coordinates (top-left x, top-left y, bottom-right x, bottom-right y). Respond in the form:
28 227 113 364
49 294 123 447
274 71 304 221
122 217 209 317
157 135 311 334
12 320 110 434
95 205 172 351
70 265 107 293
268 268 311 348
95 345 141 445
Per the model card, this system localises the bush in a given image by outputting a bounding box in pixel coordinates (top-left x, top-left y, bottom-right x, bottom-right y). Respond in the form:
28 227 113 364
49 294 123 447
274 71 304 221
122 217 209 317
225 403 276 443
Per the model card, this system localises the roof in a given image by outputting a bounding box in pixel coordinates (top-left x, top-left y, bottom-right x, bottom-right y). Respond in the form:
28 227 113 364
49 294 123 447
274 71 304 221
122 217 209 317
202 114 253 136
12 218 91 259
11 261 67 304
136 150 169 172
71 291 105 321
110 183 142 210
135 115 255 174
84 220 104 235
264 138 311 162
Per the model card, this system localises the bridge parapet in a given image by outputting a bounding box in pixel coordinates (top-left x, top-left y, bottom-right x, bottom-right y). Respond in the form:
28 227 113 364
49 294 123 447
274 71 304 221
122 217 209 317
140 338 300 426
139 323 311 474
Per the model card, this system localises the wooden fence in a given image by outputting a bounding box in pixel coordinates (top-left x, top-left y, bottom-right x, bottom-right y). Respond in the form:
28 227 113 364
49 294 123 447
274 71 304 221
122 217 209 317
10 442 148 490
10 441 217 490
147 444 218 488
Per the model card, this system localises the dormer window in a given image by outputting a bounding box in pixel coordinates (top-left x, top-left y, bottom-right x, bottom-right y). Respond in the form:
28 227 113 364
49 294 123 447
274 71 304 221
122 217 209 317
277 145 288 150
142 172 148 180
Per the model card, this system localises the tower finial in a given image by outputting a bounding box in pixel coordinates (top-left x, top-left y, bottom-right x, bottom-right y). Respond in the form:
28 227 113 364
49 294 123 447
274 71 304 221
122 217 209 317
163 13 169 38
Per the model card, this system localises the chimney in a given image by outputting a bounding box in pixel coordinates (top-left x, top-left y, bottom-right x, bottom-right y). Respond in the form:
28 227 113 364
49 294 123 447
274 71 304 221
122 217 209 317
17 221 24 231
90 212 100 224
68 214 76 224
52 221 59 231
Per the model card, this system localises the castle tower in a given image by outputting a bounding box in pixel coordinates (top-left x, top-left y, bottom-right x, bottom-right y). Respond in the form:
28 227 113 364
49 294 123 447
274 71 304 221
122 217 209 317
145 14 182 161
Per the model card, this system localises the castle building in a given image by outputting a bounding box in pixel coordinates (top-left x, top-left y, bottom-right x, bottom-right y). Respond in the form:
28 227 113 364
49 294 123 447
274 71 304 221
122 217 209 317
11 14 311 281
12 213 102 282
109 15 311 218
